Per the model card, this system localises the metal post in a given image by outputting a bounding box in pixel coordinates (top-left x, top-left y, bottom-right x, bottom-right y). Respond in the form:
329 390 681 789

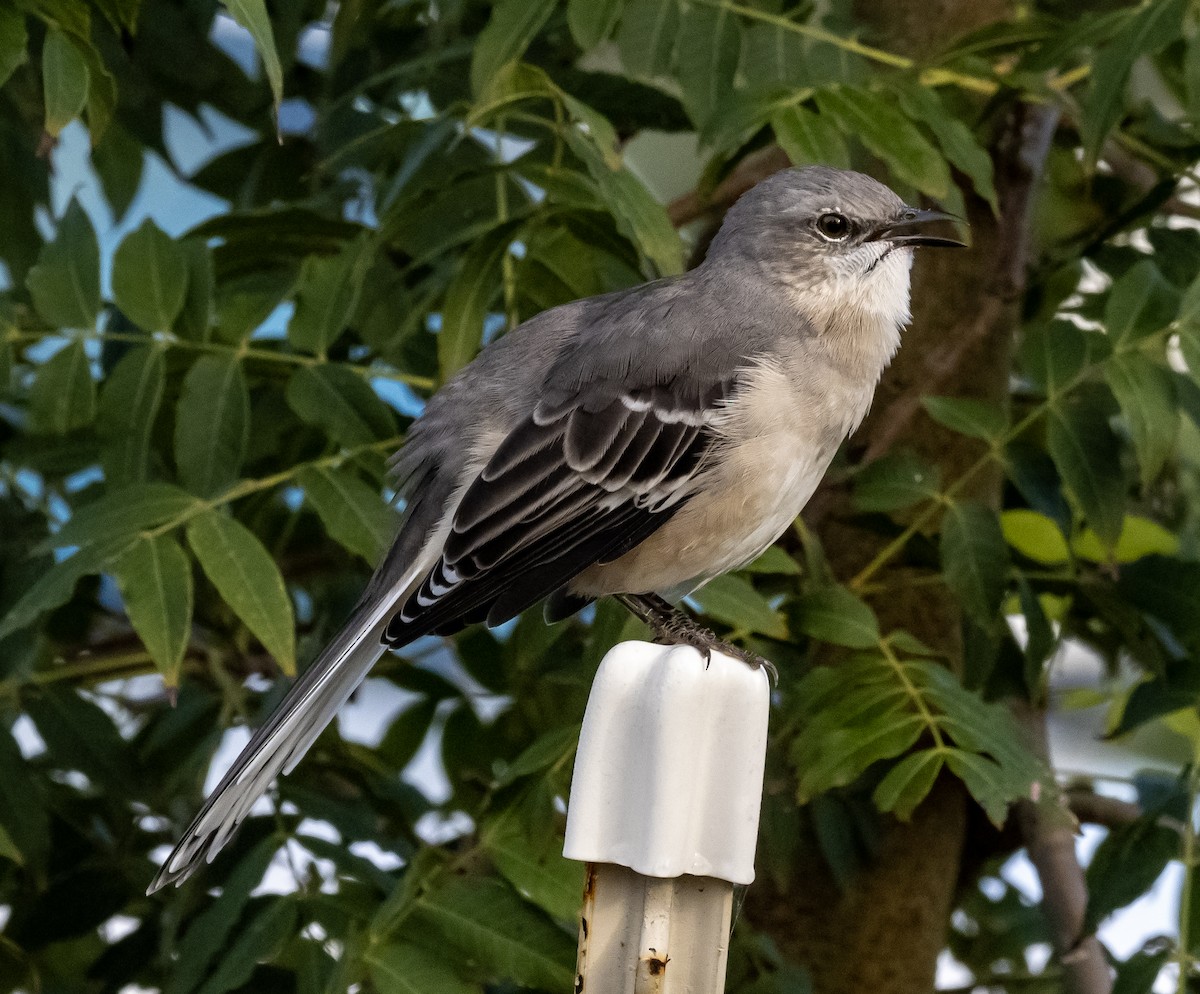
564 642 771 994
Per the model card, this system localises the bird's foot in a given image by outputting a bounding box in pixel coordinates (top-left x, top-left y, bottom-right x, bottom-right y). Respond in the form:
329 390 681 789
615 592 778 684
651 615 778 685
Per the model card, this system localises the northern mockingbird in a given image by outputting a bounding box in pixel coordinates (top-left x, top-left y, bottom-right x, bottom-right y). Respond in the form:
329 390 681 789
149 165 964 891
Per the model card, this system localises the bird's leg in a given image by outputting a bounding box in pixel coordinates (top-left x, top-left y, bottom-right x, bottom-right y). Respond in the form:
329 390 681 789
614 593 778 684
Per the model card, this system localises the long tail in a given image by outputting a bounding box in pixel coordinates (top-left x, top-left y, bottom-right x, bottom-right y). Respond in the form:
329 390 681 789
148 582 415 892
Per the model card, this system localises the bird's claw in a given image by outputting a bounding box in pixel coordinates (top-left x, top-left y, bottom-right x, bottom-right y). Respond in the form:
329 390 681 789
651 618 778 686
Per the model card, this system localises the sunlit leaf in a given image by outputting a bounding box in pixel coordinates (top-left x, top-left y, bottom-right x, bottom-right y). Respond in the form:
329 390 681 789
1000 509 1070 566
1073 515 1178 564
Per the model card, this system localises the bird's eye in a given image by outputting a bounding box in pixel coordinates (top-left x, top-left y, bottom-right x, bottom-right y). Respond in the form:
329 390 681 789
816 213 851 240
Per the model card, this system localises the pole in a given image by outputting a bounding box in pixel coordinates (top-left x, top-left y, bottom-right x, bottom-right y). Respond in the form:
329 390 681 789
564 642 771 994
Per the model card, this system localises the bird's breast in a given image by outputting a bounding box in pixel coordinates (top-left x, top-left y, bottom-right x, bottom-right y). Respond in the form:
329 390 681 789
572 360 864 598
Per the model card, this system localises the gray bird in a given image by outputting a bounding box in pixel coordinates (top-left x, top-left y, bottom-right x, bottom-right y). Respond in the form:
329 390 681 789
148 165 964 891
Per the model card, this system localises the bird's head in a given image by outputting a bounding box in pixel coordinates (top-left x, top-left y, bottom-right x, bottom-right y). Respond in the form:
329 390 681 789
706 166 966 321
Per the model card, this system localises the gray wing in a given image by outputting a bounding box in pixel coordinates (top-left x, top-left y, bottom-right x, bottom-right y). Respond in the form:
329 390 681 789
382 367 737 643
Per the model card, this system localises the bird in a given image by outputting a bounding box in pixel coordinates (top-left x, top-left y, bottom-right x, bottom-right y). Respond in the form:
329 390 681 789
148 165 965 892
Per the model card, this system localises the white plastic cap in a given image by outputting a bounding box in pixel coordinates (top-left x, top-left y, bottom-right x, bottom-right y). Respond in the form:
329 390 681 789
563 641 771 885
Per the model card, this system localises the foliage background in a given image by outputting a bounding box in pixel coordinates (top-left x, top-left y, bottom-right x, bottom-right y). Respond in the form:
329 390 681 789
1 0 1200 991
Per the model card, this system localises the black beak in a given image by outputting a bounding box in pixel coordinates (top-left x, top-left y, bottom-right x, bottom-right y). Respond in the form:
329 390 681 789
869 207 967 249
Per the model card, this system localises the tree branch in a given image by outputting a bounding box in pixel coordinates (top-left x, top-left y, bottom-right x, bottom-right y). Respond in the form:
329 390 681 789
1012 701 1114 994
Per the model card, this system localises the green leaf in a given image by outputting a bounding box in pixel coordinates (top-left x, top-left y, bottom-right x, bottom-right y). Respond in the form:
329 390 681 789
298 466 396 564
793 585 880 649
111 219 188 331
921 396 1007 442
1000 509 1070 565
0 822 23 866
1019 319 1087 393
113 535 193 686
772 105 850 170
743 545 802 575
36 481 198 553
42 30 89 136
871 750 944 820
470 0 558 94
1105 259 1179 346
483 789 585 922
28 339 95 434
1017 575 1054 691
815 86 951 200
285 365 396 448
288 237 371 355
1105 353 1177 485
567 0 622 49
366 942 481 994
617 0 679 79
26 686 137 791
0 7 28 90
0 728 50 870
165 837 280 994
377 699 438 770
1118 555 1200 645
1080 0 1187 165
26 200 101 328
221 0 284 116
852 450 940 513
413 876 576 991
193 898 298 994
892 82 998 212
1073 515 1177 564
175 355 249 497
98 345 165 484
940 502 1010 625
1047 394 1125 547
173 240 214 341
691 574 787 639
675 3 741 126
0 539 126 640
187 509 296 674
439 228 510 381
560 112 683 275
741 22 807 88
499 724 580 784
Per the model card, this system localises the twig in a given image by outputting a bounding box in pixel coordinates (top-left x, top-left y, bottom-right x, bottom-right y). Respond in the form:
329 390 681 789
1065 789 1141 829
